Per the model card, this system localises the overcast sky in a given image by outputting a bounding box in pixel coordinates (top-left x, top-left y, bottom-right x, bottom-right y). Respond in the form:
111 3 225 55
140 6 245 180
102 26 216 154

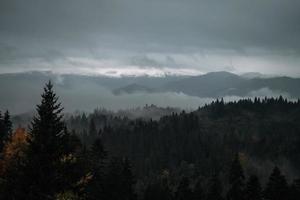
1 0 300 77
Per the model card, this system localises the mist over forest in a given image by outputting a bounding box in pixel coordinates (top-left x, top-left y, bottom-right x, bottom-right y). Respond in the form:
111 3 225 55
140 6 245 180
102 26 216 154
1 0 300 199
0 71 298 115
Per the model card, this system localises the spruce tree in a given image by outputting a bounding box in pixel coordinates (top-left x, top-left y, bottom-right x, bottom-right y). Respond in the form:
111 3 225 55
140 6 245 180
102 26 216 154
86 137 107 200
104 157 124 200
21 81 70 199
3 110 12 139
193 179 205 200
245 175 262 200
207 174 224 200
264 166 288 200
175 177 192 200
104 157 136 200
121 157 137 200
144 172 173 200
144 181 172 200
88 118 97 144
227 154 245 200
289 179 300 200
0 111 5 151
0 110 13 152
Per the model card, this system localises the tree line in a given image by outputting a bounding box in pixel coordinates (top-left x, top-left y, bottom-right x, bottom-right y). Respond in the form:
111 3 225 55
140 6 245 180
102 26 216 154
0 82 300 199
0 82 136 199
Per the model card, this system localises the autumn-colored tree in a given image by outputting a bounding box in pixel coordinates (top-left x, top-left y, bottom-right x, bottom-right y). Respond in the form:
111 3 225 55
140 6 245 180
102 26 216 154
0 128 29 175
0 128 29 199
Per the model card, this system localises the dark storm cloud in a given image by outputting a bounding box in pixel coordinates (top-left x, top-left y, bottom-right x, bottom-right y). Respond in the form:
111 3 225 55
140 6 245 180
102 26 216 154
0 0 300 76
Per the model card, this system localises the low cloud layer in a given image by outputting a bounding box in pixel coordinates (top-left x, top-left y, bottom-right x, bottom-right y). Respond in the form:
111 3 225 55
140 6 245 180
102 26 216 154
0 81 293 115
1 0 300 76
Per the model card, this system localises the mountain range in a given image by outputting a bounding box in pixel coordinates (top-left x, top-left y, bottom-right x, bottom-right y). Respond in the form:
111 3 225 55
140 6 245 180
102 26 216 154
114 71 300 98
0 71 299 114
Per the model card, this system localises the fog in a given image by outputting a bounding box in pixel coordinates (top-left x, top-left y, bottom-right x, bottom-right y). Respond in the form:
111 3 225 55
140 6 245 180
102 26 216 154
1 84 291 115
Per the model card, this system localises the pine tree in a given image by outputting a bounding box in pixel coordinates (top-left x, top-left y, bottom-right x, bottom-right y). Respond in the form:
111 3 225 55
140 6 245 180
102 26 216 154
0 110 13 152
121 157 137 200
207 174 223 200
0 111 5 151
193 179 205 200
104 157 133 200
3 110 12 139
227 153 245 200
175 177 192 200
104 157 120 200
20 81 71 199
144 172 173 200
245 175 262 200
90 137 106 164
88 118 97 144
289 179 300 200
264 166 288 200
86 138 107 200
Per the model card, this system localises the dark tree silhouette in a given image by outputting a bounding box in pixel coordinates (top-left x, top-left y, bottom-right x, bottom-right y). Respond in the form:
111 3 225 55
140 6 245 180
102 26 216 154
86 137 107 200
175 177 193 200
0 110 12 151
20 81 72 199
207 174 224 200
89 118 97 141
264 166 288 200
144 173 173 200
289 178 300 200
120 157 137 200
104 157 136 200
227 154 245 200
245 175 262 200
193 178 205 200
3 110 12 139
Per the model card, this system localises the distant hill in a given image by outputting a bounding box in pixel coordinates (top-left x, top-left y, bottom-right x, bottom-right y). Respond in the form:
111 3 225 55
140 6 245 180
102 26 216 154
163 71 245 97
1 71 300 114
162 71 300 98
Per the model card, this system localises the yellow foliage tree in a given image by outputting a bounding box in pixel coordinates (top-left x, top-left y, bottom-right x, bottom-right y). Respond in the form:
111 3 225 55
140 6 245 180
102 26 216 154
0 127 29 175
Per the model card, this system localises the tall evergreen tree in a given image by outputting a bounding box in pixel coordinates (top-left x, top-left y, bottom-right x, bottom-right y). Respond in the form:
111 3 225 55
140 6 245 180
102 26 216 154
193 179 205 200
120 157 137 200
104 157 124 200
144 172 173 200
20 81 71 199
89 118 97 139
245 175 262 200
207 174 224 200
264 166 288 200
86 137 107 200
0 110 13 152
0 111 5 151
144 181 172 200
227 154 245 200
175 177 193 200
104 157 136 200
3 110 12 139
289 178 300 200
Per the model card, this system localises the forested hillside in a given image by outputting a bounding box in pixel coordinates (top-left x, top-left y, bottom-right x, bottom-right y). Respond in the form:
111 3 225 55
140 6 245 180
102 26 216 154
1 82 300 199
69 97 300 179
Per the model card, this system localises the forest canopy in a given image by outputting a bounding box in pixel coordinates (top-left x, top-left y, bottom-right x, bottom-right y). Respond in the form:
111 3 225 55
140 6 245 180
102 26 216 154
0 82 300 200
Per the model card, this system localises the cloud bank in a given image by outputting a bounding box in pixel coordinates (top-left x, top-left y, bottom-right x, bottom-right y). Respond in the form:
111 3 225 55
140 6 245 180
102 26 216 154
0 0 300 76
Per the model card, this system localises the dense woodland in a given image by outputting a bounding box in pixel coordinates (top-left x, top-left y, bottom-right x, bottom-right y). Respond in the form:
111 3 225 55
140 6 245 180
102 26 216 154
0 82 300 199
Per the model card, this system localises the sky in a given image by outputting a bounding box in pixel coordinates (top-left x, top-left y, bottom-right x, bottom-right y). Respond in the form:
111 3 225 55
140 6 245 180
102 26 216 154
1 0 300 77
